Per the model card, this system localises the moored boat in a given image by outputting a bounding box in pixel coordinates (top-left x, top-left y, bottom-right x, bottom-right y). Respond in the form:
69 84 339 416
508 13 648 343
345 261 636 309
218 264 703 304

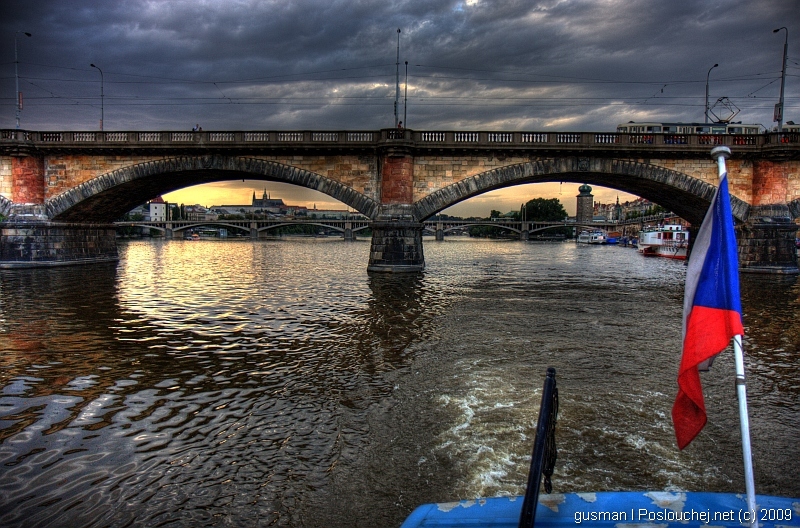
576 230 606 244
638 224 689 259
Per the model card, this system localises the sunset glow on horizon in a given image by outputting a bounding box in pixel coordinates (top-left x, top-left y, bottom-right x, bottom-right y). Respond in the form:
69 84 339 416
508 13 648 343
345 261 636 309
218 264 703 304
162 181 638 218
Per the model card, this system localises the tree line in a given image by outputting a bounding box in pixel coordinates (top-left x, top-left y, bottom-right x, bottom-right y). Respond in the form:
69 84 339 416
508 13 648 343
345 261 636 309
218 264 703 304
467 198 570 238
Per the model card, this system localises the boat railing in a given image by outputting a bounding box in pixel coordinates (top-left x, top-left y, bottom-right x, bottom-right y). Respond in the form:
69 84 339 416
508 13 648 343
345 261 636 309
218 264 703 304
663 239 689 248
518 367 559 528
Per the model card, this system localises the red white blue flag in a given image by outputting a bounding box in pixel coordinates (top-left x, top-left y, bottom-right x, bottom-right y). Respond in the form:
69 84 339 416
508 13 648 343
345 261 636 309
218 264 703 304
672 170 744 450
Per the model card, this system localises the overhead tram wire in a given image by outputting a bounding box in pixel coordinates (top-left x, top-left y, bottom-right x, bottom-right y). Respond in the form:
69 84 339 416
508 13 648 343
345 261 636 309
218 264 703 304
8 60 790 115
13 62 397 85
15 59 781 87
16 98 787 111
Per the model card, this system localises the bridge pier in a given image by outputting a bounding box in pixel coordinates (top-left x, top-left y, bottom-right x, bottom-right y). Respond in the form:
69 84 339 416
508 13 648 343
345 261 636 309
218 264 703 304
367 147 425 272
367 221 425 272
1 158 119 267
367 204 425 273
0 219 118 268
737 205 798 274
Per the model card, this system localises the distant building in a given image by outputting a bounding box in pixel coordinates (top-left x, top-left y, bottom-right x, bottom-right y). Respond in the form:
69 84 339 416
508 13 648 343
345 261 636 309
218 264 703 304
212 189 287 216
126 203 150 220
150 196 167 221
575 184 594 225
184 204 217 221
251 190 286 214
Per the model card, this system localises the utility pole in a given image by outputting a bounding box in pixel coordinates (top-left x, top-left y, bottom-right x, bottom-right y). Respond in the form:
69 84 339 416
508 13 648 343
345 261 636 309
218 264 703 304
705 63 718 124
91 64 104 131
773 27 788 132
14 31 32 129
395 29 401 127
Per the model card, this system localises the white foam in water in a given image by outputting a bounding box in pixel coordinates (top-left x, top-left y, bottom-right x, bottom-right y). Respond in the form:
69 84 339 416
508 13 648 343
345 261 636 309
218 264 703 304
435 365 538 498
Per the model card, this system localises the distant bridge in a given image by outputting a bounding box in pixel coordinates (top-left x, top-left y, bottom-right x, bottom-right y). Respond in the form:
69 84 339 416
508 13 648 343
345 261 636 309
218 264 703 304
2 128 798 272
115 214 674 240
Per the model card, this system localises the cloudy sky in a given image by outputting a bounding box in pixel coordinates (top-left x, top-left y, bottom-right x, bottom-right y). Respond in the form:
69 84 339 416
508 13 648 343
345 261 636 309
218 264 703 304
2 0 797 215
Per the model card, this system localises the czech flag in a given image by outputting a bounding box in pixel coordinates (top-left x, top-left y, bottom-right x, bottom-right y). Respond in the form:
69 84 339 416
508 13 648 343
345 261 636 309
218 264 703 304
672 170 743 450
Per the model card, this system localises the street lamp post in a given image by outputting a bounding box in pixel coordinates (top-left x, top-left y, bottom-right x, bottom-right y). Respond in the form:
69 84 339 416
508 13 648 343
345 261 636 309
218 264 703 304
705 63 718 124
404 60 408 128
90 63 104 131
773 27 788 132
14 31 32 129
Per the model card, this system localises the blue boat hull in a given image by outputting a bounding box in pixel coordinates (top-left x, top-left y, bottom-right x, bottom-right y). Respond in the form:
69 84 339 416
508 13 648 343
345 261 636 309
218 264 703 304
401 491 799 527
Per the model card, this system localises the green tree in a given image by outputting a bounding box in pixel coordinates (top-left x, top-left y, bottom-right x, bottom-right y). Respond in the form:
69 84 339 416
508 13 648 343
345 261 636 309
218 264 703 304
643 204 667 216
523 198 567 221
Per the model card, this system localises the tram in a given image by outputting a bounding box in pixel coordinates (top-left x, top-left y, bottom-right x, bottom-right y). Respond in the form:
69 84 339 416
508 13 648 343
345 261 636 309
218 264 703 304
616 121 762 134
783 122 800 133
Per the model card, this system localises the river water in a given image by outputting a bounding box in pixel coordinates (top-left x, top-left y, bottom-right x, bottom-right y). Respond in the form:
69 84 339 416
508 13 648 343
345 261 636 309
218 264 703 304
0 237 798 527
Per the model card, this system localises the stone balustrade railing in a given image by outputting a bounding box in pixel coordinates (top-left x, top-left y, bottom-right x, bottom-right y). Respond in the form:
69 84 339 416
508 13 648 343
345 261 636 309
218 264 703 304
1 128 797 151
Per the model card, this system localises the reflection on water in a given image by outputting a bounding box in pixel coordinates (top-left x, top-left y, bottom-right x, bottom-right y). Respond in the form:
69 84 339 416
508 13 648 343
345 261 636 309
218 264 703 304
0 238 797 527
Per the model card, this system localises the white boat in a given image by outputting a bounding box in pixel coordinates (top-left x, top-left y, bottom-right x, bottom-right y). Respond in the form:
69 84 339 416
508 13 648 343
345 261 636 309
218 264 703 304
638 224 689 259
576 230 606 244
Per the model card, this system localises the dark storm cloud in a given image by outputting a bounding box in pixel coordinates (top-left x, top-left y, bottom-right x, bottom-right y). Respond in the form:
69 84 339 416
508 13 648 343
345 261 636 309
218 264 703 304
2 0 797 132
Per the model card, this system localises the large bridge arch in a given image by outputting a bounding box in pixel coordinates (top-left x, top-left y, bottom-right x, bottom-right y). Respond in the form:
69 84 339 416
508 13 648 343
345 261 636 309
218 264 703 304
46 155 380 222
413 158 750 225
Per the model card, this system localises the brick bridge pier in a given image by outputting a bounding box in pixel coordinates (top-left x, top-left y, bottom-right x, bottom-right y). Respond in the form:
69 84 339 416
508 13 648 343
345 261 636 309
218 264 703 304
1 128 798 273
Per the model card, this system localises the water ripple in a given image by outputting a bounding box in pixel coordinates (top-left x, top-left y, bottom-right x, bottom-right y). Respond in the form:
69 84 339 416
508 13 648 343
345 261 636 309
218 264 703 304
0 238 797 527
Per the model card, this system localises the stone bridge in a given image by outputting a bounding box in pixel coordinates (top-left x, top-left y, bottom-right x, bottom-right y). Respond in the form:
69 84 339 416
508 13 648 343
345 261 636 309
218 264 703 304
1 128 798 272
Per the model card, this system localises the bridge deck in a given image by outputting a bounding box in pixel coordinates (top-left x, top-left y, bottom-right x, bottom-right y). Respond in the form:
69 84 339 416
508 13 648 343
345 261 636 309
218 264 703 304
3 129 798 159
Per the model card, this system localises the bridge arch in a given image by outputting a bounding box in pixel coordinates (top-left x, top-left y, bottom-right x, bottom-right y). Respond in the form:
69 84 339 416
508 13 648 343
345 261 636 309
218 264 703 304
413 158 750 225
0 195 10 218
442 223 522 235
46 155 380 222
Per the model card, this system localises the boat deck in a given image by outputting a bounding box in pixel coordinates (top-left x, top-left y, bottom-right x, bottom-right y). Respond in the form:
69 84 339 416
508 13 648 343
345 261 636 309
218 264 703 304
401 491 799 527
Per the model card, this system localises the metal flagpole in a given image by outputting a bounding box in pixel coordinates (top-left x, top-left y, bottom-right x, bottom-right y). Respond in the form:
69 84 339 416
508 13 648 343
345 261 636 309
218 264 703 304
712 147 758 528
733 335 758 528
